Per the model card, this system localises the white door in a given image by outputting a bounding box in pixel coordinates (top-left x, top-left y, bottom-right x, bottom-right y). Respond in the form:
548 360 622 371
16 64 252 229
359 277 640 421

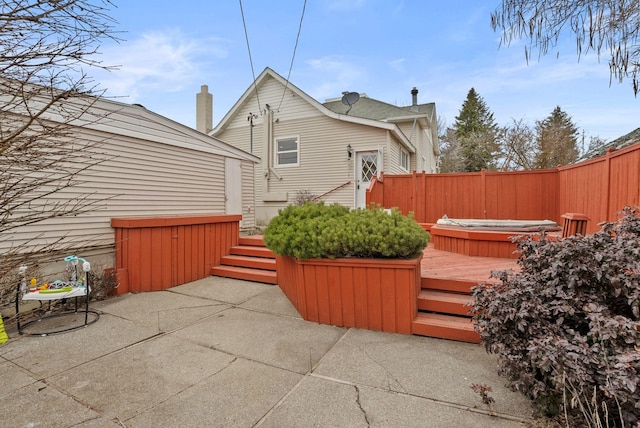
225 158 243 220
355 151 378 208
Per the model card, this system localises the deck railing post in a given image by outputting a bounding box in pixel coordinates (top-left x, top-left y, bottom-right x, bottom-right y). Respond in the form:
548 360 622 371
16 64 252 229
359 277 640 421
561 213 589 237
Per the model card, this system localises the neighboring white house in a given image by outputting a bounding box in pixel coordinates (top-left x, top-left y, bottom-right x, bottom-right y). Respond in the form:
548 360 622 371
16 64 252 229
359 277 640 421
203 67 439 224
1 91 259 271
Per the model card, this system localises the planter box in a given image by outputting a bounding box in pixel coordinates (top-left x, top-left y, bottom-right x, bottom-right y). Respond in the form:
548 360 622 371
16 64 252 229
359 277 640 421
111 214 241 294
276 255 422 334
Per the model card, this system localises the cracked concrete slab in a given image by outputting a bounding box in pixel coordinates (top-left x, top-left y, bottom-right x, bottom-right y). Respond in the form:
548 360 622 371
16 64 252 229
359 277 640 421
0 380 108 428
0 359 39 400
173 306 346 374
48 333 235 421
261 375 527 427
358 382 528 427
238 285 301 318
0 276 540 427
0 314 159 377
259 374 371 427
312 328 534 420
92 290 229 332
125 358 302 428
168 276 274 305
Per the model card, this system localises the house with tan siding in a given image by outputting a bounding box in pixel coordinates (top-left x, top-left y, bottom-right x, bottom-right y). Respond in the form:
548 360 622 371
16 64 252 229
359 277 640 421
203 67 439 224
2 91 258 272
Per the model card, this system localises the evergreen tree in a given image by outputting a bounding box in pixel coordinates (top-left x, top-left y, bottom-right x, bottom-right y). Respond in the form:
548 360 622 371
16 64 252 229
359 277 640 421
453 88 501 172
534 106 579 168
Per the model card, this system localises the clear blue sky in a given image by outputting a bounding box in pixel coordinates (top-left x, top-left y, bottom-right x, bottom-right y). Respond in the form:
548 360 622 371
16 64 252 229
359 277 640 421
94 0 639 144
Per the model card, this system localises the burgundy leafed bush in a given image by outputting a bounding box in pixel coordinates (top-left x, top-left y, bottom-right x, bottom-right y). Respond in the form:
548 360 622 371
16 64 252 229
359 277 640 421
472 207 640 427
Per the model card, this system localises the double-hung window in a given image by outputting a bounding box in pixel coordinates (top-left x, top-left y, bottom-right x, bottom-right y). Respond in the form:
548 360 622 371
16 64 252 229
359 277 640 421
399 147 409 171
275 136 299 167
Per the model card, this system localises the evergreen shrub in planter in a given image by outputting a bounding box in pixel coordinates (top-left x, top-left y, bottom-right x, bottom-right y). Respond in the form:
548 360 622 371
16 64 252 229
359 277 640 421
264 202 430 334
264 202 429 260
471 207 640 427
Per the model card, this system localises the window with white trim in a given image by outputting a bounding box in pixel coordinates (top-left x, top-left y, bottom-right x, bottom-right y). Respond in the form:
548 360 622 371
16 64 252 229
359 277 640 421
399 147 409 171
275 136 299 167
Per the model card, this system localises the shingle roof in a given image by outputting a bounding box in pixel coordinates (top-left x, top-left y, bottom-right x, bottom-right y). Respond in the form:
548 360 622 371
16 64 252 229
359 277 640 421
581 127 640 159
212 68 418 152
323 95 434 121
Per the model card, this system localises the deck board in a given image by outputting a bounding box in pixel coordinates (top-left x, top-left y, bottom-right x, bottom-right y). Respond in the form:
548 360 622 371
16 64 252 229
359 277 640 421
421 243 519 284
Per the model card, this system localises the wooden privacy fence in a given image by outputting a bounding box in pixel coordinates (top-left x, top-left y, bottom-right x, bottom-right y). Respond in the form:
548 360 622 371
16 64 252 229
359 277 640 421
111 214 241 294
367 143 640 235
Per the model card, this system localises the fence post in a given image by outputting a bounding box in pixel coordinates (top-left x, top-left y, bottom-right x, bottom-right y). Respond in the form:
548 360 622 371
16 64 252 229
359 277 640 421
412 171 417 217
481 169 487 218
420 172 426 223
605 148 614 223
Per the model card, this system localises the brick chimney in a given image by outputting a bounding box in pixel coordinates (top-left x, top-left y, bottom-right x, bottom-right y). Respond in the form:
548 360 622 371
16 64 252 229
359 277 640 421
196 85 213 133
411 87 419 106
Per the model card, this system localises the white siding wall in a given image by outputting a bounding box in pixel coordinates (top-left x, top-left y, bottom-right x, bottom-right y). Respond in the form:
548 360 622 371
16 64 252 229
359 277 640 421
267 115 386 202
395 120 438 173
2 129 242 257
422 128 438 173
241 160 256 229
217 99 391 223
213 74 443 223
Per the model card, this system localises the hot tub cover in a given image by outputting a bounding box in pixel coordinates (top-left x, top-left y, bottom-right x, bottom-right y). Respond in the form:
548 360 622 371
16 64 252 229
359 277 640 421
436 218 560 232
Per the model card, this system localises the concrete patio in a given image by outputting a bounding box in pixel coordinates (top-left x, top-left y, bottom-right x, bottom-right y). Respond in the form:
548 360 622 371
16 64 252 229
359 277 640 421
0 276 534 427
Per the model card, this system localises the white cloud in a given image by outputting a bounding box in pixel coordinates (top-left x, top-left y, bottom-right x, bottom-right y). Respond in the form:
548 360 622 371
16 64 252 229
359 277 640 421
94 29 228 101
304 56 367 101
388 58 406 73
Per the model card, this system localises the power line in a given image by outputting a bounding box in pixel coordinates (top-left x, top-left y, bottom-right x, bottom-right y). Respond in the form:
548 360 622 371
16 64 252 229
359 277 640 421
238 0 261 113
277 0 307 112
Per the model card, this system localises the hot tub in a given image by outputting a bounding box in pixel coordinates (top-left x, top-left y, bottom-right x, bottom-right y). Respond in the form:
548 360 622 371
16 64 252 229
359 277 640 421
431 218 561 259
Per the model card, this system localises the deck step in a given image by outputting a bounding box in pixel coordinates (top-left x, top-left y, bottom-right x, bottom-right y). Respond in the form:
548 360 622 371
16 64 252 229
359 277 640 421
238 236 267 247
412 313 481 343
211 265 277 284
421 276 485 294
230 245 276 259
417 290 474 316
220 255 276 271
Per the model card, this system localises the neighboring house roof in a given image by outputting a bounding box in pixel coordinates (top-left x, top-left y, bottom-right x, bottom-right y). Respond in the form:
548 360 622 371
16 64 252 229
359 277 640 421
323 95 435 123
581 127 640 160
1 78 259 163
211 67 419 153
83 97 260 163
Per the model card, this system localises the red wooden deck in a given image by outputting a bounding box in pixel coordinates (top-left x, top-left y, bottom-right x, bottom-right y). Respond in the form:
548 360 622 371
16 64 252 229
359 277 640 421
421 243 519 285
212 236 523 343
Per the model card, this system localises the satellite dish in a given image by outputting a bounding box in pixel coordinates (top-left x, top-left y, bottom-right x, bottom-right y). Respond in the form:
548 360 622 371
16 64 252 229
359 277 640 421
341 91 360 115
341 92 360 106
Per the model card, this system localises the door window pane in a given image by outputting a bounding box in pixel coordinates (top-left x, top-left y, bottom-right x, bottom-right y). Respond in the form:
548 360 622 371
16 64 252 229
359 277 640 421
361 154 377 182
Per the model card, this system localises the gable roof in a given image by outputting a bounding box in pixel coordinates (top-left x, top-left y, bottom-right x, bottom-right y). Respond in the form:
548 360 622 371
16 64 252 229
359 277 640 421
0 77 259 163
80 96 260 163
211 67 418 153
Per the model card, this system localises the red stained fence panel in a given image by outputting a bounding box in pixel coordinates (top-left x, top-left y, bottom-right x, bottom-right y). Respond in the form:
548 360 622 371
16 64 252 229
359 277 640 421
367 143 640 235
111 215 240 294
559 146 640 233
368 170 560 224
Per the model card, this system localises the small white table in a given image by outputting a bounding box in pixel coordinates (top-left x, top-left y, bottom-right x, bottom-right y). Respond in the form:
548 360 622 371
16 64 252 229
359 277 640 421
16 257 100 336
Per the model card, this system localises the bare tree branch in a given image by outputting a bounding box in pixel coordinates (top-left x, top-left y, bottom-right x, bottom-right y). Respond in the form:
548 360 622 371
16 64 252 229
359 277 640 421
0 0 119 304
492 0 640 95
